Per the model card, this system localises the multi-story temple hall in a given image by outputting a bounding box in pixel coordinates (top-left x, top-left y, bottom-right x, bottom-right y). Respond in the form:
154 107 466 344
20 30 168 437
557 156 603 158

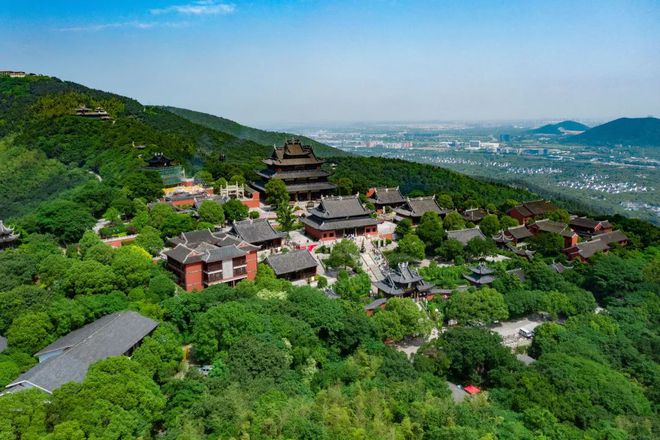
252 139 337 202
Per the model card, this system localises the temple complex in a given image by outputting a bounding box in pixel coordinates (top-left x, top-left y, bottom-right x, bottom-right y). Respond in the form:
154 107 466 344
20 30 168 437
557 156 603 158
252 139 336 202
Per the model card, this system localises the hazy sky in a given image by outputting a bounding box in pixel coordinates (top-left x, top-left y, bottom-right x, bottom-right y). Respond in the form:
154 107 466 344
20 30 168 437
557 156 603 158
1 0 659 127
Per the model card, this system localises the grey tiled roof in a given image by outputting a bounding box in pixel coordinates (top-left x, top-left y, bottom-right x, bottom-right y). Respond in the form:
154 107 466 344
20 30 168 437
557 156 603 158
395 196 448 218
310 196 373 219
462 208 487 222
302 216 378 231
231 219 285 245
506 225 533 240
446 227 487 246
570 216 612 230
165 230 259 264
265 250 318 275
364 298 388 311
574 239 610 258
7 311 157 394
371 187 405 205
592 230 628 244
532 219 576 238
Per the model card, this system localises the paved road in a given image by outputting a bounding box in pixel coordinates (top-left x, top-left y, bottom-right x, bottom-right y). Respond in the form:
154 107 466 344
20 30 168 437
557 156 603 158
490 317 544 348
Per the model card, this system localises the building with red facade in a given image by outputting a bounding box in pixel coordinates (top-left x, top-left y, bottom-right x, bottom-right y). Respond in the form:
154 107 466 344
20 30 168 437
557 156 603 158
507 200 557 224
302 195 378 241
164 230 258 291
528 219 579 248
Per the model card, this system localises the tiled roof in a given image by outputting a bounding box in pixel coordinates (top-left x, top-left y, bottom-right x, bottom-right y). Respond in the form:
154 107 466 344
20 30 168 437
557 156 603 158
6 312 157 394
265 249 318 275
569 216 612 230
532 219 576 238
509 200 555 217
371 187 405 205
364 298 388 311
311 195 373 219
592 230 628 244
574 239 610 259
462 208 487 222
446 227 487 246
165 230 258 264
231 219 285 245
395 196 448 218
506 225 533 240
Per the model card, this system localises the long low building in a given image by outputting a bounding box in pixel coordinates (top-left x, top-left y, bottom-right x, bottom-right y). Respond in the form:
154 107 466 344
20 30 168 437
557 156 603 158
4 311 158 394
265 249 318 281
302 195 379 241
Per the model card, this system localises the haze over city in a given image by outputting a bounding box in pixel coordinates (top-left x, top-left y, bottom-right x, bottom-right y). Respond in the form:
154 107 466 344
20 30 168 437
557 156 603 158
2 0 659 126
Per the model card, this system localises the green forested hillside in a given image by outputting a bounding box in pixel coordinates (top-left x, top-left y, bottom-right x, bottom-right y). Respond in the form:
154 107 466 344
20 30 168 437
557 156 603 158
530 120 589 135
164 106 347 157
566 117 660 146
0 75 658 440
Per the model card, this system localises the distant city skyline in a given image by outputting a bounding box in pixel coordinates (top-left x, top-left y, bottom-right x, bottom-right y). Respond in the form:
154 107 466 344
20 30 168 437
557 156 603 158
2 0 659 128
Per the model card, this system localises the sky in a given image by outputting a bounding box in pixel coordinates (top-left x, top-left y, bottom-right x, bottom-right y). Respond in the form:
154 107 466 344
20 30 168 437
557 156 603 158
1 0 659 127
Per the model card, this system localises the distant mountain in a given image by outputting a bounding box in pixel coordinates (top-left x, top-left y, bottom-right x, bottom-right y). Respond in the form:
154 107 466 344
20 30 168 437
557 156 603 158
163 106 346 157
529 120 589 135
566 117 660 147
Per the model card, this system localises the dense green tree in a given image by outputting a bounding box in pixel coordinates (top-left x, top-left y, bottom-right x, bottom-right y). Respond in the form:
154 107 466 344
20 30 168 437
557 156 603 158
372 297 432 342
227 335 291 382
276 203 296 231
464 237 497 258
0 389 49 439
394 218 413 237
7 311 54 353
134 225 165 256
437 194 454 209
446 287 509 325
583 253 645 301
62 259 118 296
0 250 38 292
197 200 225 225
264 178 289 208
124 171 164 201
528 232 565 256
499 215 519 229
49 356 166 439
132 323 183 382
422 327 517 385
436 238 464 262
335 177 353 196
333 271 372 301
394 233 425 262
222 199 249 223
111 245 153 290
83 242 115 265
161 213 197 238
26 199 95 244
442 211 465 231
479 214 500 236
148 203 176 230
547 208 570 223
326 239 360 270
416 212 445 253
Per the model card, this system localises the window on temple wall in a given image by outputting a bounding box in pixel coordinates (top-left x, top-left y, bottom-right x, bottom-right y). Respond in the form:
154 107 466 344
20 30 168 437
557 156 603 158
207 271 224 283
233 256 247 266
206 262 223 273
234 266 247 277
